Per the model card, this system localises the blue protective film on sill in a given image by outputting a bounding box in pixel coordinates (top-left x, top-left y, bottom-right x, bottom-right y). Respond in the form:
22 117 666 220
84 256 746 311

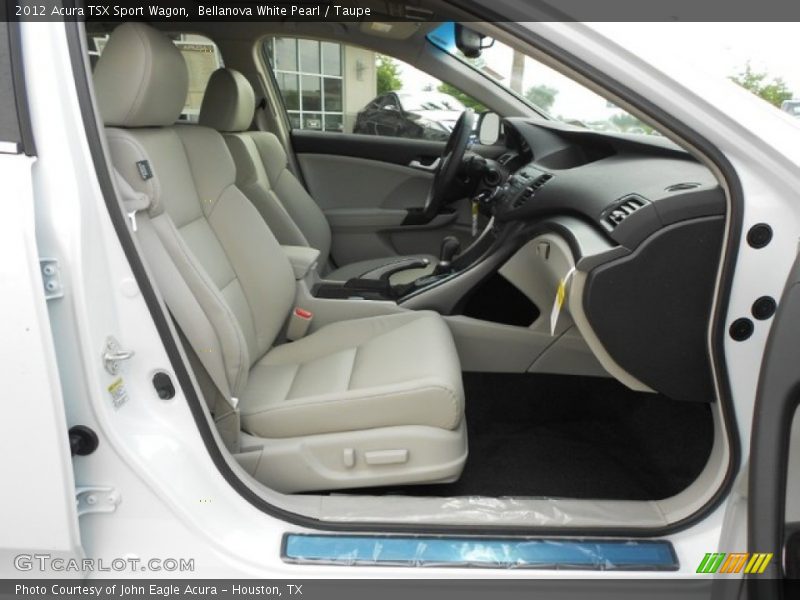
283 534 679 571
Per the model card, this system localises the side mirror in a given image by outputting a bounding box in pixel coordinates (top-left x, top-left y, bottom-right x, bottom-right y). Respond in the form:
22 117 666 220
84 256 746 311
477 111 502 145
455 24 493 59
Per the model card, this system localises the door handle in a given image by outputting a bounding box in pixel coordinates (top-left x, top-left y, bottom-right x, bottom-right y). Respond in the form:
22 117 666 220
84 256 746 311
408 157 440 172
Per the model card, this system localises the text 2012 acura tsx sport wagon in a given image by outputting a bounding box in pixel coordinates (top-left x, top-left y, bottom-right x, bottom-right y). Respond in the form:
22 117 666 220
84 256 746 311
3 0 800 595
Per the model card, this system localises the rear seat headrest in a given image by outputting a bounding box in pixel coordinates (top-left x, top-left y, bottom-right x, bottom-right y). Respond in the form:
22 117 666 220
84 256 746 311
94 23 188 128
199 68 256 133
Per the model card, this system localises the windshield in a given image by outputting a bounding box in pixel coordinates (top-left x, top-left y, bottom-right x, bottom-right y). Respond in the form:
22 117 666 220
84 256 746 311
397 91 466 112
428 23 658 135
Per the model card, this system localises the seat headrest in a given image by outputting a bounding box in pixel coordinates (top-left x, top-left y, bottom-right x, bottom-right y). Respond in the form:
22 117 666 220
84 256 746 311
94 23 188 128
199 68 256 133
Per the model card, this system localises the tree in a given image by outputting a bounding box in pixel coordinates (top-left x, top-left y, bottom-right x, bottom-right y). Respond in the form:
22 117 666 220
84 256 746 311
437 55 487 112
376 54 402 95
730 62 793 108
437 82 486 112
524 84 558 112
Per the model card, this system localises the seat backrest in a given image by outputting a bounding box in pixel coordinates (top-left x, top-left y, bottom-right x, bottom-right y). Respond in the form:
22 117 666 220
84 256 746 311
94 23 295 397
199 68 332 264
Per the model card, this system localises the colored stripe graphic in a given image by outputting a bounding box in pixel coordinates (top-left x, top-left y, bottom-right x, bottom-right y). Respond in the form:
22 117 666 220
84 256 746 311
696 552 773 574
745 553 773 574
719 553 748 573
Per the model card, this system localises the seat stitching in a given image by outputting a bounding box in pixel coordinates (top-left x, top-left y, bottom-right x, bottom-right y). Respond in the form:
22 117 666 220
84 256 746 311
176 212 206 231
174 130 252 392
282 347 357 401
179 217 239 291
281 363 302 402
261 311 434 366
242 384 461 431
212 182 271 354
345 345 358 392
158 214 250 393
218 275 242 297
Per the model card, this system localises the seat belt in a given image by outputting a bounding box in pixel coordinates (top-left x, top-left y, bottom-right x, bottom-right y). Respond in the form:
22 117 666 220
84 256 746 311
112 168 241 431
169 314 240 454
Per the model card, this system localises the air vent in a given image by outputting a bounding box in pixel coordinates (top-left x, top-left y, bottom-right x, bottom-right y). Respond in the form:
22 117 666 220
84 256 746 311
603 195 647 229
512 173 553 208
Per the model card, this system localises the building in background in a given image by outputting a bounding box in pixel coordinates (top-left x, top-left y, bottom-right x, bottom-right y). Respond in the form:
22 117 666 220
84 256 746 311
265 37 376 133
176 34 223 121
91 33 374 131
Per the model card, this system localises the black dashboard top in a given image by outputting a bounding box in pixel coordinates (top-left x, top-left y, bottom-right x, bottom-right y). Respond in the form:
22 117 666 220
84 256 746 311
495 118 726 250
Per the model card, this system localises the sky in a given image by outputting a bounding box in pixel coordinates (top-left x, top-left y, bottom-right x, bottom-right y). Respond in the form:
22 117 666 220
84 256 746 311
395 23 800 126
595 23 800 91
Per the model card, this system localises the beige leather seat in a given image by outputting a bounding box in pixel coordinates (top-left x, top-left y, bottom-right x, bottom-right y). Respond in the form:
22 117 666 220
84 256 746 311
94 23 466 493
198 68 437 282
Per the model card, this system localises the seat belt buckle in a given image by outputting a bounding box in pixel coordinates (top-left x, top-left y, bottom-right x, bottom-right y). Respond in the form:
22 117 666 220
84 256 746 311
286 307 313 341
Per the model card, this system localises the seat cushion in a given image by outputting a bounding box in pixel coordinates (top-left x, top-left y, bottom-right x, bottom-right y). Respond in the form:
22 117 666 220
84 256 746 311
239 311 464 438
326 254 438 284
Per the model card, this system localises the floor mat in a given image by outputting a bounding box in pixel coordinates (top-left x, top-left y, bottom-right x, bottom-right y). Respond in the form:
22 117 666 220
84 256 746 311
366 373 714 500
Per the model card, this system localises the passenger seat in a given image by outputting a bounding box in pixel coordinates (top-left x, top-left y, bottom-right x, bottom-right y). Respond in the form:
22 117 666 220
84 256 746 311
198 67 438 282
93 23 467 493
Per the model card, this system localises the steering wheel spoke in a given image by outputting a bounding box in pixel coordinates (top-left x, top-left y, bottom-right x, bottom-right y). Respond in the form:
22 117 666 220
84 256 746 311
429 109 476 214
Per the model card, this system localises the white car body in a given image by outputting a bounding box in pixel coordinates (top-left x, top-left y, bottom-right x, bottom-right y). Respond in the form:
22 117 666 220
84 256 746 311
2 16 799 583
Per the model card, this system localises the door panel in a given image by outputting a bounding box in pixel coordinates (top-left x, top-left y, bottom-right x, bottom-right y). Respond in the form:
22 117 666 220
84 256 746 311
749 253 800 589
292 129 445 167
293 130 471 265
298 153 434 211
0 22 83 572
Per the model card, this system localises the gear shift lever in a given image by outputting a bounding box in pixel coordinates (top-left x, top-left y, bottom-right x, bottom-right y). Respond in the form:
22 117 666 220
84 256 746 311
434 236 461 275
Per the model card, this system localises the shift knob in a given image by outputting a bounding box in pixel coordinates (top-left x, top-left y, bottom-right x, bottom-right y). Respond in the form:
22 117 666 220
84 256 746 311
436 236 461 274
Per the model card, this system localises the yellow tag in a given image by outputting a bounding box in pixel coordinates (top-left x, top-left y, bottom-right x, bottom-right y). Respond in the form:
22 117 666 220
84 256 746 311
556 280 566 309
550 266 576 336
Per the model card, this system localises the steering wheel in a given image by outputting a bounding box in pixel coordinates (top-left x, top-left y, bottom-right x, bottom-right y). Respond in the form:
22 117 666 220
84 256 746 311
426 109 476 216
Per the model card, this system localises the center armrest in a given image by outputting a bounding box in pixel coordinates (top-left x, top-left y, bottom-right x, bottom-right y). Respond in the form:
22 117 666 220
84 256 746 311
282 245 321 280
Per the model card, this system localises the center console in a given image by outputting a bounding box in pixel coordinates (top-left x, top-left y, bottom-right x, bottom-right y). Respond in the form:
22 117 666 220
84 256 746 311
311 216 501 303
313 256 431 300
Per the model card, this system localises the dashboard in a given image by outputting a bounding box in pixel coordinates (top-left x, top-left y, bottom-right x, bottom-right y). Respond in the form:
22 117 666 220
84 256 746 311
477 118 727 404
488 117 726 251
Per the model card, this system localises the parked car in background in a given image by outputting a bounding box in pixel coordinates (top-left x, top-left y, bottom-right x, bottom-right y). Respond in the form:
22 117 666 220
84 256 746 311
781 99 800 117
354 90 465 140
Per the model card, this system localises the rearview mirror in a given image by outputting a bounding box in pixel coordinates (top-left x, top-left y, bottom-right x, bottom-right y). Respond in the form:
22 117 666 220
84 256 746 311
455 24 493 59
477 112 501 145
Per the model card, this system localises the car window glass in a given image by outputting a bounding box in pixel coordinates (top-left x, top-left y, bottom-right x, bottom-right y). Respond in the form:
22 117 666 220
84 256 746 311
383 95 400 109
428 22 661 136
88 31 223 123
263 37 481 140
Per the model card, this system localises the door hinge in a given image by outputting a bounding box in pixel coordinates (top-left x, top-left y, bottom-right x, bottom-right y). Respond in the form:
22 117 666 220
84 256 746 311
75 486 120 517
40 258 63 300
